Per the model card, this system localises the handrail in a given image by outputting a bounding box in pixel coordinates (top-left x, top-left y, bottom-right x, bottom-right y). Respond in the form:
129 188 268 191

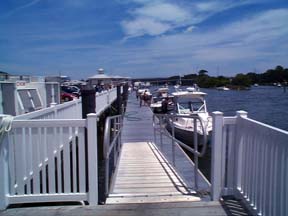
153 113 209 191
103 114 123 197
14 98 82 120
153 113 208 157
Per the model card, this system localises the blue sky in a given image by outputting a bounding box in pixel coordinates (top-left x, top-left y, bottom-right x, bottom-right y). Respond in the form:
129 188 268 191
0 0 288 79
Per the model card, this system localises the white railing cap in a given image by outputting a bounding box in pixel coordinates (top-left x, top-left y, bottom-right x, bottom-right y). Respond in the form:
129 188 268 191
87 113 97 117
212 111 223 116
236 110 248 118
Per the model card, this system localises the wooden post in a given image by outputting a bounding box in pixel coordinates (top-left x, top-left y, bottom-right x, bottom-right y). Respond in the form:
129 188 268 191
87 113 98 205
0 116 9 210
116 85 122 115
211 111 224 201
122 83 129 112
81 86 96 118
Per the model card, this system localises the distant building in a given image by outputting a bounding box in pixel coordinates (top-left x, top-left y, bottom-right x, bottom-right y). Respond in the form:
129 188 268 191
45 75 70 83
0 71 9 81
87 68 130 87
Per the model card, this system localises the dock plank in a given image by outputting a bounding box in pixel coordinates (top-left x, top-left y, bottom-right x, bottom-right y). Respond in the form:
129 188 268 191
0 201 227 216
106 94 210 204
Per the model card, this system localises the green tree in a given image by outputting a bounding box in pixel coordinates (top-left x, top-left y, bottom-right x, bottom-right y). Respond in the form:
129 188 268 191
232 74 251 87
198 69 208 76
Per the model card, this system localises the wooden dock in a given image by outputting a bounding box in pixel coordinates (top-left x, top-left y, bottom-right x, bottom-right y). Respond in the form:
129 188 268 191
106 94 211 204
0 201 227 216
0 92 228 216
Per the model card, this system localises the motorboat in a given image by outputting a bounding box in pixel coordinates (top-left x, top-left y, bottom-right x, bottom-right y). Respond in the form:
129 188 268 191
150 87 173 113
174 84 180 90
216 86 230 91
166 87 212 146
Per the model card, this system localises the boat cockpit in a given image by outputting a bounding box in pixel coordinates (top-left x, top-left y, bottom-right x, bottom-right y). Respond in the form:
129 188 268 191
176 97 207 114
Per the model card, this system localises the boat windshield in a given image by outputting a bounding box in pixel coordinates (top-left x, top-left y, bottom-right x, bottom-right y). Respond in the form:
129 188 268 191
177 98 206 113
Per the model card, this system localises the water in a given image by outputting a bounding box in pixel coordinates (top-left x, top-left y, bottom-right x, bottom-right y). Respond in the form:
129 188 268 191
203 86 288 131
150 85 288 180
150 85 288 131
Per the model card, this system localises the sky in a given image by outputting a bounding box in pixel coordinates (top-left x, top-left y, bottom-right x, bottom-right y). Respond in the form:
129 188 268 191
0 0 288 79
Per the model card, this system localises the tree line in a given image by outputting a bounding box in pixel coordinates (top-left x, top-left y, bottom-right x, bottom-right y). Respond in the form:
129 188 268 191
165 65 288 89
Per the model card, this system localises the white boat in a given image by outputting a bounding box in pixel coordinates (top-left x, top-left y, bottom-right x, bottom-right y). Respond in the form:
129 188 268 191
216 86 230 91
150 87 173 113
137 88 151 95
167 88 212 146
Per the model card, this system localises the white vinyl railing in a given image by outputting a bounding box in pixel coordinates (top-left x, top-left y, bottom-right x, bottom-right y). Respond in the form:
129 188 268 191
95 89 117 115
14 88 117 120
211 111 288 216
14 99 82 120
0 87 121 209
0 114 98 209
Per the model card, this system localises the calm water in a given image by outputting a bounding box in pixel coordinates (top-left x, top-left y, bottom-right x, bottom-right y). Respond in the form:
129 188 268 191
173 86 288 180
203 86 288 131
151 85 288 131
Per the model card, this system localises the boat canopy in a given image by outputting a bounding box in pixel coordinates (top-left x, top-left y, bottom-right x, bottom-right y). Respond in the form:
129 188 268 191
172 91 206 98
156 87 169 93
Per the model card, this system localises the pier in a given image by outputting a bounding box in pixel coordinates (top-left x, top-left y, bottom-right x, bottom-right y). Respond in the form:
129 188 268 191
106 95 210 204
1 86 288 216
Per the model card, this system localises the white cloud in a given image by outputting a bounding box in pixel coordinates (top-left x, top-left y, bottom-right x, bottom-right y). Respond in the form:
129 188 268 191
134 3 190 23
121 17 171 37
115 8 288 76
1 0 41 18
185 26 195 33
122 2 190 37
121 0 263 38
195 2 224 12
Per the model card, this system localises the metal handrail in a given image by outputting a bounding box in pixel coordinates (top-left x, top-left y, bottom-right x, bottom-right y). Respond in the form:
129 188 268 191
153 113 209 190
153 113 208 157
103 114 123 197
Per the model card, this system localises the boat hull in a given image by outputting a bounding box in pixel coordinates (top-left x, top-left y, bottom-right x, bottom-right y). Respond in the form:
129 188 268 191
166 122 211 147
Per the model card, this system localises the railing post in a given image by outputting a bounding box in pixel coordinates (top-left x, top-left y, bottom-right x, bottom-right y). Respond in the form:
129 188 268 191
116 85 122 115
82 86 96 119
235 111 248 192
72 98 79 119
122 83 129 112
0 116 9 210
160 116 163 150
211 111 224 201
50 102 57 118
193 117 199 190
171 115 175 166
104 117 111 197
87 113 98 205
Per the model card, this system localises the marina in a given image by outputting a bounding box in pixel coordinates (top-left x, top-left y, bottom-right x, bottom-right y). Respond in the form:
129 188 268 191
0 83 288 216
1 0 288 214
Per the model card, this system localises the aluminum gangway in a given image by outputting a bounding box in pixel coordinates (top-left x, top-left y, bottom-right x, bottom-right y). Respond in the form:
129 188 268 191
105 94 213 204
